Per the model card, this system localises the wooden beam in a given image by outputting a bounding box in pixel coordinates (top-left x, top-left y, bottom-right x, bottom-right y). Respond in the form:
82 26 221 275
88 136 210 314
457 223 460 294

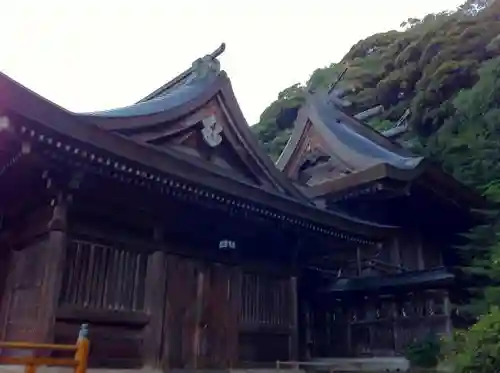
390 236 401 270
356 246 362 275
354 105 384 121
416 233 425 270
56 306 149 326
289 276 299 361
192 268 205 368
40 193 68 344
143 229 167 368
391 300 399 352
131 106 213 143
443 291 452 336
0 248 13 341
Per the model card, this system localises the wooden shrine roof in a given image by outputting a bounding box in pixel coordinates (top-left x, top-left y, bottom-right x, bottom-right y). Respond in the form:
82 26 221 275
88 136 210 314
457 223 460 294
321 267 454 293
276 90 423 174
305 162 487 209
276 89 486 210
0 45 399 239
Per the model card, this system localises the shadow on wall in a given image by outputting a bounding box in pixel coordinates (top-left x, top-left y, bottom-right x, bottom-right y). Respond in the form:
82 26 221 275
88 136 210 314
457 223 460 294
0 248 10 337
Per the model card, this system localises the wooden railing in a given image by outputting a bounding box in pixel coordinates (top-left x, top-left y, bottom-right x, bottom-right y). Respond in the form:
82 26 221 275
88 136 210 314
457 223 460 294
0 324 89 373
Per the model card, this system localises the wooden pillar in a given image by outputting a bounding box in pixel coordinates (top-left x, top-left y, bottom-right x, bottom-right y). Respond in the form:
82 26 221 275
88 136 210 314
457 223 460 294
225 267 242 368
416 234 425 270
0 248 8 308
192 267 205 369
0 242 10 327
443 291 452 336
289 276 299 361
302 301 312 360
391 298 399 353
41 193 68 343
390 236 401 270
0 248 13 342
356 247 362 275
346 323 352 356
143 227 167 368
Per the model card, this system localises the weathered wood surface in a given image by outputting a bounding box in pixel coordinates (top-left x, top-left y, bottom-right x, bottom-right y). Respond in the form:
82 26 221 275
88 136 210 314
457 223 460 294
55 235 150 368
0 198 70 357
0 248 11 341
2 208 298 368
0 203 54 347
1 237 48 349
41 196 68 346
59 239 148 312
307 291 450 357
143 250 167 367
161 256 241 369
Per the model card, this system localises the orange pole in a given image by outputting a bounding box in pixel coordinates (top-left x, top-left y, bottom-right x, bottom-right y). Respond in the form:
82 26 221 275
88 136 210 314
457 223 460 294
24 364 36 373
74 324 90 373
0 342 76 351
0 356 77 366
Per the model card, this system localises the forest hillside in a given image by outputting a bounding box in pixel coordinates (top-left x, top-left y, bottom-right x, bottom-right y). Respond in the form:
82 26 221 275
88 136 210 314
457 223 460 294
251 1 500 370
252 0 500 193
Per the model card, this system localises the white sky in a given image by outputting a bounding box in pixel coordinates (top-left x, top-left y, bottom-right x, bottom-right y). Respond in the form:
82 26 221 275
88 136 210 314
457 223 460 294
0 0 463 124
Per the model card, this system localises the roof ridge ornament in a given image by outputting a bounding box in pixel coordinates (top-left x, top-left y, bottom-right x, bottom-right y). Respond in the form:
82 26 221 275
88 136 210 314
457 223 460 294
210 42 226 59
189 43 226 81
137 43 226 102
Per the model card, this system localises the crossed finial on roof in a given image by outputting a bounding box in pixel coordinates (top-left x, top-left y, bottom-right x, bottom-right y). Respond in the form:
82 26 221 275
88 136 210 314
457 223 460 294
327 65 349 94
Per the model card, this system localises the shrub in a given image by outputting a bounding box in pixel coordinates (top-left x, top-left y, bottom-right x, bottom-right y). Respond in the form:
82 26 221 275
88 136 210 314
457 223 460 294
404 334 441 368
442 307 500 373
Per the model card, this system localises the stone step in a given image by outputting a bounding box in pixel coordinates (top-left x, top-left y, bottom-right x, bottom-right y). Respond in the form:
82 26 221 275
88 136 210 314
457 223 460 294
310 357 410 372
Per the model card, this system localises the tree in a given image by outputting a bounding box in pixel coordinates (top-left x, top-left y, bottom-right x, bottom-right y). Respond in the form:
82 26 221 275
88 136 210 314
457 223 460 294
458 0 494 15
443 307 500 373
253 0 500 155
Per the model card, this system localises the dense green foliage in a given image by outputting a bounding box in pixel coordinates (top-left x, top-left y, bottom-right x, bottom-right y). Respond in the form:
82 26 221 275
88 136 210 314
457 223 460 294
252 0 500 159
404 335 441 368
442 308 500 373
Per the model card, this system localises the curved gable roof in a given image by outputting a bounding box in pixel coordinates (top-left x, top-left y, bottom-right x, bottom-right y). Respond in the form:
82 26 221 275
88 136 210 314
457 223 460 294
277 90 423 173
76 48 309 203
276 90 486 210
0 47 398 237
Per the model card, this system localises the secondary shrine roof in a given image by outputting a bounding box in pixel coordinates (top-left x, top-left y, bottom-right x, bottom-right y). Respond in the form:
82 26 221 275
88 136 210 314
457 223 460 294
322 267 454 293
276 88 486 210
277 90 423 173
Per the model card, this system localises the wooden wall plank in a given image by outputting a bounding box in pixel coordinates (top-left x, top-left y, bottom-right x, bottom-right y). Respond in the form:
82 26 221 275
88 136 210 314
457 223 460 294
192 268 205 368
2 238 48 348
200 263 240 368
54 321 144 369
0 202 55 356
143 250 167 367
41 195 68 345
162 254 197 369
0 247 12 341
289 276 299 361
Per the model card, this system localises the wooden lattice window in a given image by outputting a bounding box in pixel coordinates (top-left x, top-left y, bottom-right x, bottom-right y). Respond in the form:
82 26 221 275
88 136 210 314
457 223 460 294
59 239 147 311
239 273 291 327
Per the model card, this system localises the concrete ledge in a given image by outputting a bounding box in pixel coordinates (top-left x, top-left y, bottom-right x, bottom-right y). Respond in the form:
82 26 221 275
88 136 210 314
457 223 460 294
310 357 410 372
232 370 305 373
0 368 162 373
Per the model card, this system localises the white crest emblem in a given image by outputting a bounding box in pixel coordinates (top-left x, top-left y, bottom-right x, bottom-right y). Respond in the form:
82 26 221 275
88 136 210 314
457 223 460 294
201 114 223 147
219 239 236 250
0 116 10 132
